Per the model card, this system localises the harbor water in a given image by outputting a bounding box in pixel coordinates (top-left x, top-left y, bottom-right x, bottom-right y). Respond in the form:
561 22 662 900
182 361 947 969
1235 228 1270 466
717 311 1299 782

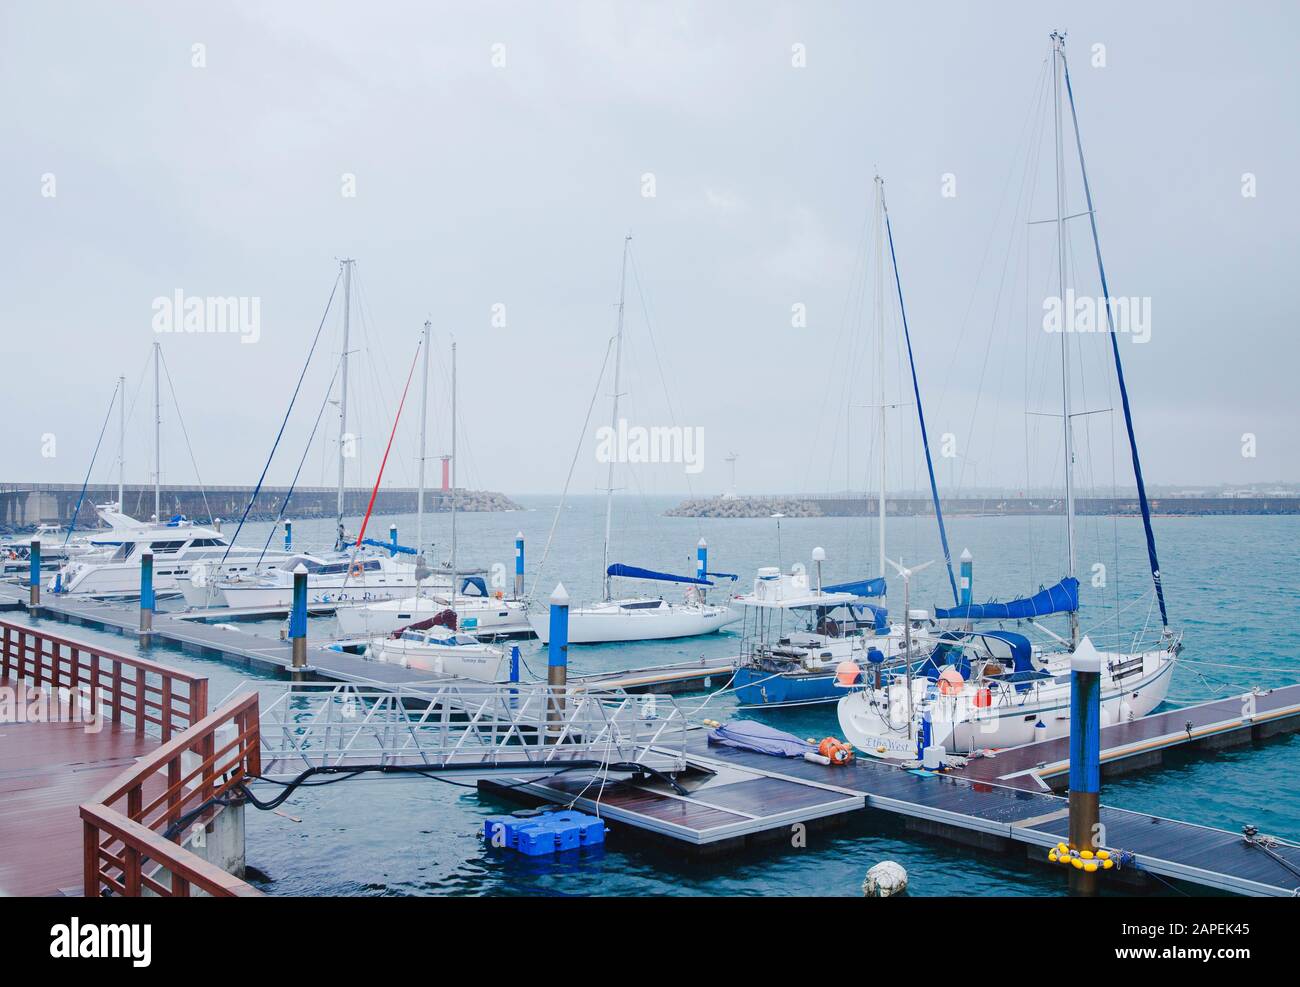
17 497 1298 896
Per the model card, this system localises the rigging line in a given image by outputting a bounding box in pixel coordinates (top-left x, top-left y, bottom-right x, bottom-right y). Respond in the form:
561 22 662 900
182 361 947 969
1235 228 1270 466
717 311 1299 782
1061 48 1168 629
254 356 344 568
221 269 342 567
352 338 422 553
62 382 120 547
527 335 617 604
158 347 214 525
881 186 958 606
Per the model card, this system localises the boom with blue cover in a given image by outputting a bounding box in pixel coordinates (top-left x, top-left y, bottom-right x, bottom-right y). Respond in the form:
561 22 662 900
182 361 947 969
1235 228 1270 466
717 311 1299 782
823 577 887 599
607 563 712 587
934 576 1079 621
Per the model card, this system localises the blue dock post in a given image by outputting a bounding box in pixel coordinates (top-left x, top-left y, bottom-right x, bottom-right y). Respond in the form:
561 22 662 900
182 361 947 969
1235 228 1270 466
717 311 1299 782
959 548 973 608
1068 636 1102 895
139 550 154 640
389 524 398 556
697 538 709 600
284 519 292 551
514 532 525 599
290 562 310 676
510 645 521 683
546 583 570 740
28 538 40 606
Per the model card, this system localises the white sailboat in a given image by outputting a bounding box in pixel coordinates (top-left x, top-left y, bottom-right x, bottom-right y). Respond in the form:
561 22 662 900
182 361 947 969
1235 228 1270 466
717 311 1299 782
527 235 738 645
837 33 1180 759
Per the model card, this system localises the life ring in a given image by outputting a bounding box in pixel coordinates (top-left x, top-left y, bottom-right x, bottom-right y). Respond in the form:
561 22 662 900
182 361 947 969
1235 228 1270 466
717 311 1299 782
494 590 504 600
349 561 364 579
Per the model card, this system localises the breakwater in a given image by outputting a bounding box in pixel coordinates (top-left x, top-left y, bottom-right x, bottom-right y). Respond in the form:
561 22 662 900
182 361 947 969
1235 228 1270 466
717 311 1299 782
0 483 522 531
666 494 1300 518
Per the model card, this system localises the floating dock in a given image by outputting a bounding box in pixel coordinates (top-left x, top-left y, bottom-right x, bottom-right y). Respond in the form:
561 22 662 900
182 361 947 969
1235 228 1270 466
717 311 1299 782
483 685 1300 896
27 596 733 696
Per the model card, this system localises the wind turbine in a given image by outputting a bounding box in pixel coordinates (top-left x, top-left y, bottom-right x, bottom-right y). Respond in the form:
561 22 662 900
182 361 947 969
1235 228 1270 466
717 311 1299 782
885 555 934 738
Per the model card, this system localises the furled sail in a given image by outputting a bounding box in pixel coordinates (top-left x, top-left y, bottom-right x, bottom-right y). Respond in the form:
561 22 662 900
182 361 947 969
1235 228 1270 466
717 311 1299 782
934 576 1079 621
823 577 887 599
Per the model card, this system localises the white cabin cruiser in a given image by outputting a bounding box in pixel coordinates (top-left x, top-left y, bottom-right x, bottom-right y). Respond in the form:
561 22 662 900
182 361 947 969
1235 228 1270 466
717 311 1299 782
214 553 444 610
51 513 290 597
370 618 511 683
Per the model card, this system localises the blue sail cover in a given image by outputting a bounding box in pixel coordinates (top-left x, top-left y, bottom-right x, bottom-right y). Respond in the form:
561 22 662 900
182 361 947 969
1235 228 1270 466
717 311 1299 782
934 577 1079 621
823 577 887 599
607 563 712 587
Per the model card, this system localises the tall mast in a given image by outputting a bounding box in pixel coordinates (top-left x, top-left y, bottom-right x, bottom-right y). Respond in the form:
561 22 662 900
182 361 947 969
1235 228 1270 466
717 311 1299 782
117 374 125 510
874 176 887 582
416 319 431 555
335 258 354 550
153 342 161 521
1051 32 1079 649
449 339 457 607
601 234 631 602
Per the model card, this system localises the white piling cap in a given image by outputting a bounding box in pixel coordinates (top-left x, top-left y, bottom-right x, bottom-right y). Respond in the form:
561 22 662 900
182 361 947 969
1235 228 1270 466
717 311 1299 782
960 548 973 562
697 537 707 548
811 546 826 562
550 582 569 606
293 562 308 575
1071 635 1102 673
516 531 524 540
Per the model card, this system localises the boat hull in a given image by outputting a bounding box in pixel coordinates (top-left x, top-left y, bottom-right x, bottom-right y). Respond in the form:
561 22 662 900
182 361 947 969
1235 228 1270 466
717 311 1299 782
528 604 739 644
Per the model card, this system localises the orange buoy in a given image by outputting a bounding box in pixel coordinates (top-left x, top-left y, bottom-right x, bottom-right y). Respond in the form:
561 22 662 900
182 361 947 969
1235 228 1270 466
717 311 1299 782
834 661 861 687
817 737 855 765
938 668 965 695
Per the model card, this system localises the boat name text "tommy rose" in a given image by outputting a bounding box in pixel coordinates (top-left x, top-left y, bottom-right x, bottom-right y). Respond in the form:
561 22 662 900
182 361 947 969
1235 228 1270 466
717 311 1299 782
151 290 260 344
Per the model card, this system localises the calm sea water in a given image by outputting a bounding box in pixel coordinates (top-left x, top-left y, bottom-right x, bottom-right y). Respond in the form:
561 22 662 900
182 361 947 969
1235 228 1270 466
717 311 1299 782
23 498 1299 895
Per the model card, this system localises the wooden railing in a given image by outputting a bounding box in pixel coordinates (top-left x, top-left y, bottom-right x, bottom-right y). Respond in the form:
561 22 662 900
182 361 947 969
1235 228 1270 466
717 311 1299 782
0 619 207 738
81 693 263 897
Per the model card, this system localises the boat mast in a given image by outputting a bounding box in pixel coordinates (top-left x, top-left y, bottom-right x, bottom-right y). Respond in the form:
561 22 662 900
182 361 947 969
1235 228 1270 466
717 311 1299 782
449 339 457 608
117 374 125 510
601 234 631 603
1051 32 1080 649
874 176 887 582
152 342 161 521
335 257 354 551
416 319 431 555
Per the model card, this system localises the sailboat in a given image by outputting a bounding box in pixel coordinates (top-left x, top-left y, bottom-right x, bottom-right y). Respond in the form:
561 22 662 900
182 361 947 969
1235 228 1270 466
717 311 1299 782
336 329 527 639
527 235 739 645
53 345 293 597
731 174 957 706
837 33 1181 759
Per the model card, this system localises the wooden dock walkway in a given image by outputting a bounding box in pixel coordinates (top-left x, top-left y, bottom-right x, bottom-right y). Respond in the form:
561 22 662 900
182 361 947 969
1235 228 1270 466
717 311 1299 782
0 681 161 896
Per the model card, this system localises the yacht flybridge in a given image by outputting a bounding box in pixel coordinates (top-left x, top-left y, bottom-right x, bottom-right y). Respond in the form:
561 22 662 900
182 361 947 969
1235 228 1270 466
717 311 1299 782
836 33 1181 759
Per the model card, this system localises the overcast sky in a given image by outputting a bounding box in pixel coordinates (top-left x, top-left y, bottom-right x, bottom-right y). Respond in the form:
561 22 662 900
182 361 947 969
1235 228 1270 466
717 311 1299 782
4 1 1297 498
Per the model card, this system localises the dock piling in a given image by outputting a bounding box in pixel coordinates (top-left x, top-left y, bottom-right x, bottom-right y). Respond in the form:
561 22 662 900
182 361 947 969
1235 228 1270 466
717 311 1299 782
29 538 40 606
514 532 525 599
138 550 154 641
1068 636 1102 896
959 548 973 608
546 583 569 739
284 520 292 552
290 563 309 677
389 524 398 556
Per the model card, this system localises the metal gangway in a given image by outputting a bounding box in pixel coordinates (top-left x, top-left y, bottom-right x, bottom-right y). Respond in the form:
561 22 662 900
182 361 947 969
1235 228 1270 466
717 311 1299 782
253 680 690 782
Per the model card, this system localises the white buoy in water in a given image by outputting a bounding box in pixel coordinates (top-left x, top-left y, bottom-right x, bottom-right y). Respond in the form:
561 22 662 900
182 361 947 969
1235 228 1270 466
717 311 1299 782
862 861 908 897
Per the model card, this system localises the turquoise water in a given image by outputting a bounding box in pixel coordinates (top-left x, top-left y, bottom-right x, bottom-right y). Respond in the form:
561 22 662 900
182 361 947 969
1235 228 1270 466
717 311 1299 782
20 498 1298 895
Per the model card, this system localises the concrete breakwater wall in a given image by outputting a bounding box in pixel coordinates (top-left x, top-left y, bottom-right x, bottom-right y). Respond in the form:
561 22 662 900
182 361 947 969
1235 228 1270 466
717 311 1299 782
666 494 1300 519
0 483 522 532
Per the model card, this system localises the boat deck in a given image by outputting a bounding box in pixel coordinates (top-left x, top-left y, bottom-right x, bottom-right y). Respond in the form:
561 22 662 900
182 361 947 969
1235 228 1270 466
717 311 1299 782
0 679 161 896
